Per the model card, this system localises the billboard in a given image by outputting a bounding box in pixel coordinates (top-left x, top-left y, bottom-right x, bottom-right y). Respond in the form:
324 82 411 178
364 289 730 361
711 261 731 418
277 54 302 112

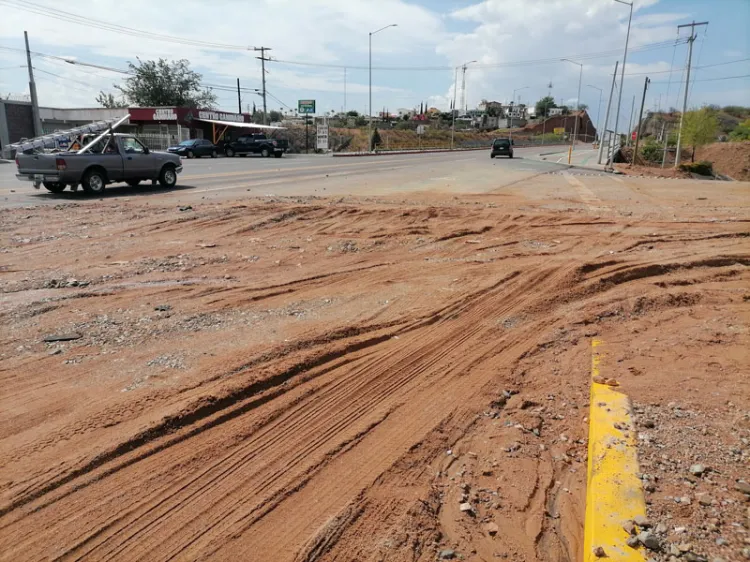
316 121 329 150
298 100 316 114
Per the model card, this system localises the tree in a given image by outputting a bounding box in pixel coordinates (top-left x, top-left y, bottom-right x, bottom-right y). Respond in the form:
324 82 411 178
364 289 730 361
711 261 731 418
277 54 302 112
95 91 127 109
681 108 719 161
729 119 750 141
111 58 216 108
370 127 382 150
346 110 359 117
269 110 282 123
535 96 557 118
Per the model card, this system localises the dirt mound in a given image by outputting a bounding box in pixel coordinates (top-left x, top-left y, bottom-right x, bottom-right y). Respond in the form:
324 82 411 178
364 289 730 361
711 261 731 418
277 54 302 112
695 141 750 181
614 163 692 179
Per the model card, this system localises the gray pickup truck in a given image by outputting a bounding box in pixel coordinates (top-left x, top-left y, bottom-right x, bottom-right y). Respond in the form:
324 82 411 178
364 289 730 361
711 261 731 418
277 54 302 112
15 133 182 194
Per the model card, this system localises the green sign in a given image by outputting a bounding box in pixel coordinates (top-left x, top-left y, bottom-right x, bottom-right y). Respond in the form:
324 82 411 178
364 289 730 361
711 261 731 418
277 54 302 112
298 99 316 114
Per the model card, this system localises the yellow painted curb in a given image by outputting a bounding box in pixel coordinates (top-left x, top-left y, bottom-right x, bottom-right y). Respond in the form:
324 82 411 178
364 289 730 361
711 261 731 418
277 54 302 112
583 339 647 561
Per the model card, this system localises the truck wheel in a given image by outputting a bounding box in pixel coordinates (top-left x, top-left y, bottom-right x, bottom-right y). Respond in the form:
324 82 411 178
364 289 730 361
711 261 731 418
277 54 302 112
82 169 106 195
127 180 141 187
490 154 496 159
43 181 66 193
159 165 177 188
261 148 271 158
225 148 235 157
211 150 218 158
274 151 283 158
187 150 195 159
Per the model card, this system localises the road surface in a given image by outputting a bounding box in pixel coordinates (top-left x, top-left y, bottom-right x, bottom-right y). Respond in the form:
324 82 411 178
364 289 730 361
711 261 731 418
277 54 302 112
1 145 590 208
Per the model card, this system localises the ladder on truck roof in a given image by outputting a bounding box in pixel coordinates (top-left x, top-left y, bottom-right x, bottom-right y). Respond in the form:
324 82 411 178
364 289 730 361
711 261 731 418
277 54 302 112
8 114 129 155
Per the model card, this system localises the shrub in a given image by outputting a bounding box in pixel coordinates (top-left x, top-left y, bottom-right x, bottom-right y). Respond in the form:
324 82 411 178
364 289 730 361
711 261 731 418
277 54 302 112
729 119 750 141
640 140 663 163
679 161 713 176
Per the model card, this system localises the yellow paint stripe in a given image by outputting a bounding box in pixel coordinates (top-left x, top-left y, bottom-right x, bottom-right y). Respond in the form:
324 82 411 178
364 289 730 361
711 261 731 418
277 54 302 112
583 338 647 561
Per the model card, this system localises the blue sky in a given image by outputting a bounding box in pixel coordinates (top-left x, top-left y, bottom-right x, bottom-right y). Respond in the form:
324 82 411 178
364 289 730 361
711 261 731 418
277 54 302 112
0 0 748 131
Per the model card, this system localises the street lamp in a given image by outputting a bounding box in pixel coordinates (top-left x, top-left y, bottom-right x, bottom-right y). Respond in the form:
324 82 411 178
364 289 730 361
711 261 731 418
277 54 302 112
369 23 397 152
509 86 529 142
587 84 603 143
612 0 633 150
561 58 583 152
451 60 477 150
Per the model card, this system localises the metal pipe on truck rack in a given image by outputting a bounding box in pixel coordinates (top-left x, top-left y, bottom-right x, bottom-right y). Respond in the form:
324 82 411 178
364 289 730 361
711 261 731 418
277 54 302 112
77 114 130 155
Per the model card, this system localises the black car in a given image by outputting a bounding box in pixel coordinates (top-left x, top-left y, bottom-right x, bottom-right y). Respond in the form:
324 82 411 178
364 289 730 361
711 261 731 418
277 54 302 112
167 139 218 159
490 138 514 159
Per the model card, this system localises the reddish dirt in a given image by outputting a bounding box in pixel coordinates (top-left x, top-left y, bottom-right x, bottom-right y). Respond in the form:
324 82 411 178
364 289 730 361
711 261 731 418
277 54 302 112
614 162 692 179
0 184 748 561
695 141 750 181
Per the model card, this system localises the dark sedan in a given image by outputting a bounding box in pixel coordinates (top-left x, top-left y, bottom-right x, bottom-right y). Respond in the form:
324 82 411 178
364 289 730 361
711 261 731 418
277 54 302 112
490 138 514 159
167 139 218 159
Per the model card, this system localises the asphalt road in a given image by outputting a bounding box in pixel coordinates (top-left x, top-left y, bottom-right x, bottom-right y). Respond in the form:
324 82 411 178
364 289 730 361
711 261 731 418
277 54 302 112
0 145 592 209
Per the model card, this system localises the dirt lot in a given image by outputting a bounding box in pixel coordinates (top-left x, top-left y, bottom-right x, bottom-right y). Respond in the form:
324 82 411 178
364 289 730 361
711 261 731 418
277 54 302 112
1 180 748 561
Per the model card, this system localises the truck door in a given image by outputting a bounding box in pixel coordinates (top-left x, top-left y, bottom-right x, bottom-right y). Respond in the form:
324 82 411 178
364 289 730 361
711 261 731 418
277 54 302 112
120 136 157 179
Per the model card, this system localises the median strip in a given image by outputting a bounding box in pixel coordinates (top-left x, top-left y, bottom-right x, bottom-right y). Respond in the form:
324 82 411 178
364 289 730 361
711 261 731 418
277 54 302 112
584 338 647 561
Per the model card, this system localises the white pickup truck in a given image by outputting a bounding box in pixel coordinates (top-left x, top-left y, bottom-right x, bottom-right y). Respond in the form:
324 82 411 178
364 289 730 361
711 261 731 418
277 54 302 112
15 133 182 194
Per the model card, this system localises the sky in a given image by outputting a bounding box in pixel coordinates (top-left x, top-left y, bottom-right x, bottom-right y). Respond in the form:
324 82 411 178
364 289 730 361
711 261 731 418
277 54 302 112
1 0 748 132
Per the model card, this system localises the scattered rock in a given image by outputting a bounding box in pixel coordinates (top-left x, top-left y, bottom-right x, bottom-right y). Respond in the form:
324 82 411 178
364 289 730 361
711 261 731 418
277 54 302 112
626 535 640 548
178 206 193 212
48 348 63 356
677 543 693 552
655 523 667 535
634 515 652 528
690 464 707 476
43 332 82 343
438 550 456 560
715 538 728 546
154 304 172 312
459 502 474 515
638 532 661 551
643 419 656 429
735 482 750 495
623 520 636 535
741 549 750 560
593 546 607 558
684 554 708 562
485 522 499 536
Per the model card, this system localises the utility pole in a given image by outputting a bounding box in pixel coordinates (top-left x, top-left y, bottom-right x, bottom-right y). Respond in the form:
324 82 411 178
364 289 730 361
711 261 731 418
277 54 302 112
369 24 397 153
236 78 242 114
612 0 633 157
627 95 636 146
632 76 650 164
24 31 42 138
675 20 708 167
344 67 347 114
451 66 458 150
252 46 271 124
661 123 670 168
461 64 468 114
598 60 619 165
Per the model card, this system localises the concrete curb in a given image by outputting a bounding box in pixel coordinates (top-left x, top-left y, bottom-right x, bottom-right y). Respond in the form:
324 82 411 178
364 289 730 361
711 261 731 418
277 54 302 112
583 339 647 561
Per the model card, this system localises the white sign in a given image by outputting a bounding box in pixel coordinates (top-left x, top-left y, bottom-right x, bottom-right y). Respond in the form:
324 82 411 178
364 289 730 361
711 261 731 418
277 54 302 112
198 110 244 123
416 124 426 135
316 122 329 150
153 108 177 120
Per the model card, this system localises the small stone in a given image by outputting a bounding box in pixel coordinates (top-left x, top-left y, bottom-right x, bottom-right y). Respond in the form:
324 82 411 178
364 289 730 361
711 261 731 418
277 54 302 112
626 535 640 548
643 419 656 429
623 520 636 535
716 538 728 546
638 532 661 551
698 495 714 507
66 278 79 287
735 482 750 495
459 502 474 514
438 550 456 560
634 515 652 528
685 555 708 562
742 548 750 560
154 304 172 312
678 543 693 552
690 464 707 476
655 523 667 534
670 545 681 556
593 546 606 558
43 332 82 343
485 522 499 536
48 348 63 356
680 496 692 505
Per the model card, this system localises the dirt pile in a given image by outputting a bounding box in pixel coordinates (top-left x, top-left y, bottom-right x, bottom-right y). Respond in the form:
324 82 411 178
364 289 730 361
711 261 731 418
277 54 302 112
695 141 750 181
0 189 748 561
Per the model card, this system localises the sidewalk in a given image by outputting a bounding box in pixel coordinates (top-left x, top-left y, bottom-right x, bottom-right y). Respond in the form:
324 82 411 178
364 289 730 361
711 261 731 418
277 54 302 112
533 147 611 172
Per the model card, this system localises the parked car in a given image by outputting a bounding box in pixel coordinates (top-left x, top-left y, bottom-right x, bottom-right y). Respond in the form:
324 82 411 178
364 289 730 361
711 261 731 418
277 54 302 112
223 134 289 158
490 138 514 159
16 133 182 194
167 139 218 159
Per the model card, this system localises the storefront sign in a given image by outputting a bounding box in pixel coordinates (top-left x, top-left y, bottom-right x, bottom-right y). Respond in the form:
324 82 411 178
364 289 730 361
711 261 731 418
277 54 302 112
316 121 329 150
197 110 244 123
153 108 177 120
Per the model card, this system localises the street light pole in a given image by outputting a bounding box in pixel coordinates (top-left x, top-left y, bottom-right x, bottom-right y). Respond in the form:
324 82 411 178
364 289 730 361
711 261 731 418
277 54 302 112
451 60 476 149
369 24 397 152
510 86 529 143
587 84 603 143
612 0 633 150
561 59 583 154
